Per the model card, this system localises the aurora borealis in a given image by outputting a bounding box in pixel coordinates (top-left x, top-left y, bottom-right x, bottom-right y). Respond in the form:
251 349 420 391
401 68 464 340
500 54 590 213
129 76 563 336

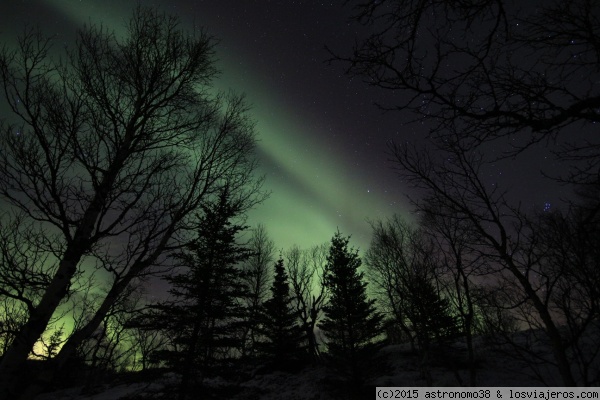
1 1 594 388
0 0 569 257
0 0 411 252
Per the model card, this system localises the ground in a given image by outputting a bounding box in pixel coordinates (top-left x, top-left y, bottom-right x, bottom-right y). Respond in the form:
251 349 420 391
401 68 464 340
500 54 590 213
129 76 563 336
34 333 582 400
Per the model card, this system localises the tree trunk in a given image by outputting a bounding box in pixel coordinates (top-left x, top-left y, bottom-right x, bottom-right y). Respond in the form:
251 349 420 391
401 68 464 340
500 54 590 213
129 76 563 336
0 250 83 398
18 272 136 400
457 264 477 386
178 318 202 400
0 139 133 398
504 257 576 386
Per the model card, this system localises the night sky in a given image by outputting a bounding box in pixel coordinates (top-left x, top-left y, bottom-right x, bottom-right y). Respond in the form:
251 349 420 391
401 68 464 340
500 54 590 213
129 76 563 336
0 0 562 252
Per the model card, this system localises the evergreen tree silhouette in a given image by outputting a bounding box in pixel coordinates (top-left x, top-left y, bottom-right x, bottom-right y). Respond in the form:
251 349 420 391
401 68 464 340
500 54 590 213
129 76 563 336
320 231 384 390
406 275 460 351
149 189 251 398
258 258 304 369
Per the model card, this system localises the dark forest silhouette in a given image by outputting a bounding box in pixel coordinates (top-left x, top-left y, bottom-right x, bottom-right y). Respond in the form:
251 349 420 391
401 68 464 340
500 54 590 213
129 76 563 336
0 1 599 398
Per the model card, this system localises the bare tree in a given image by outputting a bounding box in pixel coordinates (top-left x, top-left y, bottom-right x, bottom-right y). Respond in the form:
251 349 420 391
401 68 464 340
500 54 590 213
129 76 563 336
286 244 329 360
389 136 587 385
128 322 169 371
420 207 489 386
0 213 56 333
0 298 28 357
0 6 263 398
332 1 600 385
529 187 600 386
336 0 600 160
365 215 460 385
71 281 146 391
365 215 446 350
365 216 417 347
0 212 82 362
240 223 275 357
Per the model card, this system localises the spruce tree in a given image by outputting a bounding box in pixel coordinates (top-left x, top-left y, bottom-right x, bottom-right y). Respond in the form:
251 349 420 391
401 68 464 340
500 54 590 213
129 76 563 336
320 231 384 388
149 190 251 398
406 275 460 351
258 258 304 368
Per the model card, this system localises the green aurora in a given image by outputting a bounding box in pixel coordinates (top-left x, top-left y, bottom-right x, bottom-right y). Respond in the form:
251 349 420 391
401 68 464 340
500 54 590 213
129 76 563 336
4 0 410 252
0 0 410 358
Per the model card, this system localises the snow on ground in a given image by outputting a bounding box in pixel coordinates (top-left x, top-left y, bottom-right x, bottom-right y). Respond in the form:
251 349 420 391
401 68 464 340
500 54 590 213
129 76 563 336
34 333 581 400
36 373 179 400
